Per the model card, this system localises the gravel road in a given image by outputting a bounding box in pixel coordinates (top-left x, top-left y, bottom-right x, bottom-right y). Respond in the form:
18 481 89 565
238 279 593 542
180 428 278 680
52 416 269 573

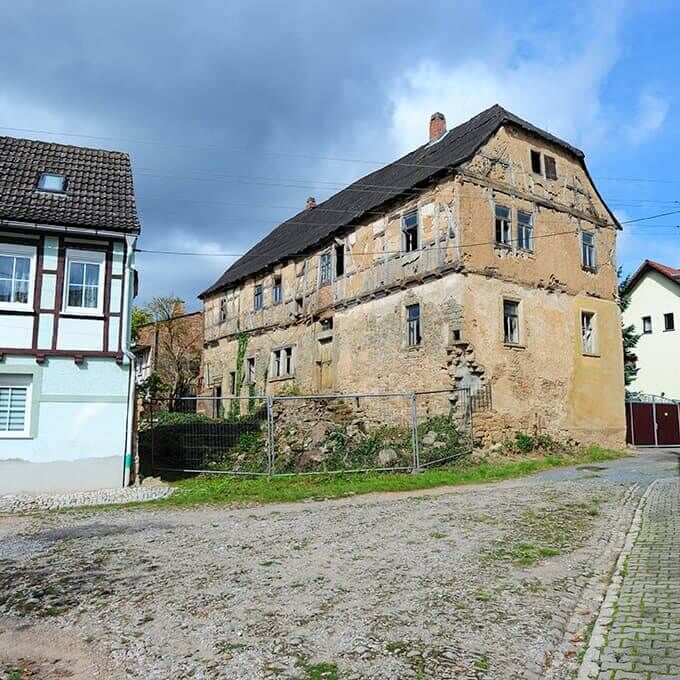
0 463 648 680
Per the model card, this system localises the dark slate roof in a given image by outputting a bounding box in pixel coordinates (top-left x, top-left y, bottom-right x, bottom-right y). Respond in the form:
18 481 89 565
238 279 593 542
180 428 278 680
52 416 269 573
201 104 610 297
0 135 140 233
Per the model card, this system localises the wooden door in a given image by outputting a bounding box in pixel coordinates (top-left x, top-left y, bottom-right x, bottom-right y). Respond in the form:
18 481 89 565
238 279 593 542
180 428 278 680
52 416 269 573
656 403 680 446
317 338 333 392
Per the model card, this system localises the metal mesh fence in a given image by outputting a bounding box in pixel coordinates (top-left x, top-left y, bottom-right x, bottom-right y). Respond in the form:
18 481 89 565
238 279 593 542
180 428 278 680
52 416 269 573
140 387 475 477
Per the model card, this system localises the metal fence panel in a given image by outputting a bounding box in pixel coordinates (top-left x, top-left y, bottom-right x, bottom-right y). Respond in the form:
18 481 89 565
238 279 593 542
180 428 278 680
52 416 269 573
139 396 270 476
141 387 478 477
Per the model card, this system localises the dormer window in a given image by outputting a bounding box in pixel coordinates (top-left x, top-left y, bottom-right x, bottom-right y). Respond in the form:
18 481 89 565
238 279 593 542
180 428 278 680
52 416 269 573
37 172 67 193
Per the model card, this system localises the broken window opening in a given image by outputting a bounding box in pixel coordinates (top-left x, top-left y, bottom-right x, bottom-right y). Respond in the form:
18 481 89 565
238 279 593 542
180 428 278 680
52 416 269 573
581 311 597 355
319 252 332 286
544 155 557 180
271 346 294 379
273 276 282 305
530 150 542 175
219 298 228 323
494 205 511 246
503 300 520 344
406 303 421 347
320 317 333 332
581 231 596 271
335 243 345 277
402 210 419 252
245 357 256 384
254 284 263 310
517 210 534 252
229 371 236 395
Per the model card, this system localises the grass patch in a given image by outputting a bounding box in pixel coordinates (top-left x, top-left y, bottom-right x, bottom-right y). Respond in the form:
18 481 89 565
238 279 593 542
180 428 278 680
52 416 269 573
70 445 626 513
297 661 338 680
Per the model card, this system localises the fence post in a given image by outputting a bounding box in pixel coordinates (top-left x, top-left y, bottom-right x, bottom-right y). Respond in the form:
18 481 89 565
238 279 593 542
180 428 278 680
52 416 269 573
466 387 474 453
410 392 420 471
652 395 658 447
150 397 155 474
266 396 275 477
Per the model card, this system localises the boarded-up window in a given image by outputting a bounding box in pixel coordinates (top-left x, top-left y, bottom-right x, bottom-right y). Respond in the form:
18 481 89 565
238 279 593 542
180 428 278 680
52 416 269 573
544 155 557 180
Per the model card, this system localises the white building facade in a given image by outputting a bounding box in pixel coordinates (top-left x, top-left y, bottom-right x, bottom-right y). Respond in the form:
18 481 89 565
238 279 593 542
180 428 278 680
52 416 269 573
0 136 141 493
623 260 680 399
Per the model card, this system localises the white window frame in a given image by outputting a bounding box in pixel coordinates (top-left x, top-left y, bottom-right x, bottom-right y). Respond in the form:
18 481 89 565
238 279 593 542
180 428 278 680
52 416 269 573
0 243 36 312
581 231 597 271
402 210 419 253
406 303 421 347
63 249 106 316
0 374 32 438
494 205 512 246
581 310 598 355
271 346 294 379
503 299 521 345
517 210 534 252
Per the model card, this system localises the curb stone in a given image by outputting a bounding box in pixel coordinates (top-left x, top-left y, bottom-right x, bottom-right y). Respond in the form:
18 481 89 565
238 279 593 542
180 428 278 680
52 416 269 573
574 481 657 680
533 484 640 680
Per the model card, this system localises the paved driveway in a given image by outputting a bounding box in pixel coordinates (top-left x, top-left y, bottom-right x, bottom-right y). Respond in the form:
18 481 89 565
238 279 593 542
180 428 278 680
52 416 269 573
0 450 675 680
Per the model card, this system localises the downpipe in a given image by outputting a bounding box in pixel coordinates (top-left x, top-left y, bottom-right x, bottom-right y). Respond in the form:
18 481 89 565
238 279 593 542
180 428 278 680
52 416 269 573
122 234 138 487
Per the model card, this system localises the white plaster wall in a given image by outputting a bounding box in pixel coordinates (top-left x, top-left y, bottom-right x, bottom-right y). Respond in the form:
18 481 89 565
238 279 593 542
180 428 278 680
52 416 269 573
0 315 33 348
623 270 680 398
0 356 130 492
57 317 104 351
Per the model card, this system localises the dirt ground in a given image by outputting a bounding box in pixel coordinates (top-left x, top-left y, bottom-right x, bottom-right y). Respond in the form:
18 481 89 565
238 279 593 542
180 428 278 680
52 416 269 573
0 472 639 680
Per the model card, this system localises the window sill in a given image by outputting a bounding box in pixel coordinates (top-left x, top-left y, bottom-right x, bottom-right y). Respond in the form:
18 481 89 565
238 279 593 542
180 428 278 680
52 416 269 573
0 432 33 440
581 266 598 274
663 329 675 333
582 352 601 358
269 374 295 383
503 342 526 350
62 308 104 318
494 242 512 250
0 303 33 313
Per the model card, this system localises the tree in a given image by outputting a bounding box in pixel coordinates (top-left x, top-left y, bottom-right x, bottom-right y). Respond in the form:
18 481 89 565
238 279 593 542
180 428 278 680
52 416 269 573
618 268 640 388
131 306 152 342
143 295 202 408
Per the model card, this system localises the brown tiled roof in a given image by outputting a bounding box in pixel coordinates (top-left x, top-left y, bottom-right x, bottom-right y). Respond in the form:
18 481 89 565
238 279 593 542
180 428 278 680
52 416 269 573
201 103 618 298
0 136 140 233
625 259 680 292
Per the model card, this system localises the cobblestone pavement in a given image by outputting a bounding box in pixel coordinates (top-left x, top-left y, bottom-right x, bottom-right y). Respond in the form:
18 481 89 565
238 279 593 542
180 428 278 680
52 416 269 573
581 476 680 680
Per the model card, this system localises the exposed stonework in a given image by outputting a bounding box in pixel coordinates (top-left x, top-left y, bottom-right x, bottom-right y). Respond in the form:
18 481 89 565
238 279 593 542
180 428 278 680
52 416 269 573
200 117 626 449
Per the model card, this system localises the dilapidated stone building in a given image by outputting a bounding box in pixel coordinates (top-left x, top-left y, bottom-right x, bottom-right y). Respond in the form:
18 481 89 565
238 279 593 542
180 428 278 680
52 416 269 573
199 105 626 447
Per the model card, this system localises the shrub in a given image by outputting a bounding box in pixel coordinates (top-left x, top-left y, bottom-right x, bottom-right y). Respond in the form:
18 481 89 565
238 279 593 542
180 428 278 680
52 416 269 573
514 432 535 454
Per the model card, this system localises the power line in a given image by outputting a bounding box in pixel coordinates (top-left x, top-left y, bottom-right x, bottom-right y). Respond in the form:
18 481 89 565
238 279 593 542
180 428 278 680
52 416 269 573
2 124 680 185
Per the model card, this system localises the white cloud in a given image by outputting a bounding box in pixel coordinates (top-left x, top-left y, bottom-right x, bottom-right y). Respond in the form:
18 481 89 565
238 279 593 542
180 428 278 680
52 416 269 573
624 92 669 144
384 2 638 155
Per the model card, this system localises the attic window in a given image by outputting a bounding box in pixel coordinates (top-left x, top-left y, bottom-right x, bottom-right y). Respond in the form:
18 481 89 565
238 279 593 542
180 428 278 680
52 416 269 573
37 172 66 193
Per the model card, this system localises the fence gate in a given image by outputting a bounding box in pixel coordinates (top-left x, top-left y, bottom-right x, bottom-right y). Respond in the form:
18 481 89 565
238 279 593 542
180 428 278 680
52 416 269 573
626 395 680 447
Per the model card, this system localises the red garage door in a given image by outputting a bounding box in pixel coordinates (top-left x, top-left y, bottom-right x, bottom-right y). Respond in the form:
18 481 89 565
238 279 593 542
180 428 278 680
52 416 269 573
626 400 680 447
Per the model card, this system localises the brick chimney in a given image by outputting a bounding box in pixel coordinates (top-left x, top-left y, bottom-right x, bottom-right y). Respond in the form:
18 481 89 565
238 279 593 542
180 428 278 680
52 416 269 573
429 112 446 141
305 196 317 210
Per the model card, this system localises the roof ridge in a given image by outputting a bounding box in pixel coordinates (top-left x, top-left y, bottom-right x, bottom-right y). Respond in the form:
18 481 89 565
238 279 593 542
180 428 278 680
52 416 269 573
0 134 132 159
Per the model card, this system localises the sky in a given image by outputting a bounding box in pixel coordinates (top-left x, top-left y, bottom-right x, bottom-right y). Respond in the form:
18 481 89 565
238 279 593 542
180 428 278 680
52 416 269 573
1 0 678 310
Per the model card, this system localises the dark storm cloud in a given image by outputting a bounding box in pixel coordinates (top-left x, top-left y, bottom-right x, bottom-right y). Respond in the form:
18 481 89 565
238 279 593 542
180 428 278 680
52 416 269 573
0 1 494 306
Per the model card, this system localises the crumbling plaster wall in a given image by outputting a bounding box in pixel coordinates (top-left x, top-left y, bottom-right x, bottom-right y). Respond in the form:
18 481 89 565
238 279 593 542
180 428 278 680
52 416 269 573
201 123 625 447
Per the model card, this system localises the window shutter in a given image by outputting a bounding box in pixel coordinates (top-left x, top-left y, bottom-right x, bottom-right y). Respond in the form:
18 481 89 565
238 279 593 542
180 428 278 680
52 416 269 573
544 155 557 180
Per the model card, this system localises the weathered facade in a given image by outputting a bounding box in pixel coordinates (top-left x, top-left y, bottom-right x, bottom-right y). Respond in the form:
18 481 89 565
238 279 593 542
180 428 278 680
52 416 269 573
199 105 626 447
